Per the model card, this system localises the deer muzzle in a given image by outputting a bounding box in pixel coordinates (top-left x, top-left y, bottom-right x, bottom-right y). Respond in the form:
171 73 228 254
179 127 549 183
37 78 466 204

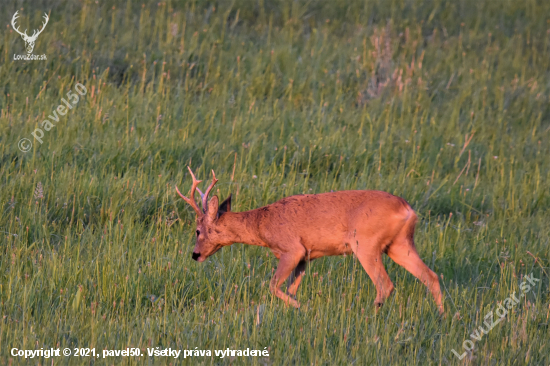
192 252 201 261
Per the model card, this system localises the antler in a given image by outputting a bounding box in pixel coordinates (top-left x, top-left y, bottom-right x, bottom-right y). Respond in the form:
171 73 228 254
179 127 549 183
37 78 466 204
29 13 49 40
11 12 49 40
11 11 27 38
175 166 203 216
197 170 218 213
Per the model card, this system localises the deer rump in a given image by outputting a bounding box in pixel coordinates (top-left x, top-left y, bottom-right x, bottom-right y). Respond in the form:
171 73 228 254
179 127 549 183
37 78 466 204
176 168 444 314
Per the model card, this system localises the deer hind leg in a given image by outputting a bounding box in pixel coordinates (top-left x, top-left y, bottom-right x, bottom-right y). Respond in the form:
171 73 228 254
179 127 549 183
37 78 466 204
287 260 307 297
386 217 444 314
270 251 305 308
352 241 395 309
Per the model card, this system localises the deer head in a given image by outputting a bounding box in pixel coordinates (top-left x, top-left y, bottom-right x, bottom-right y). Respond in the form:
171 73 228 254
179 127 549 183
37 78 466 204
11 11 49 55
175 167 232 262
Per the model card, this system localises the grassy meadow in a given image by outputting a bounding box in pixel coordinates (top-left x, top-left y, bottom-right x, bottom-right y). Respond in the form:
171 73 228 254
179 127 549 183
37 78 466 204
1 0 549 364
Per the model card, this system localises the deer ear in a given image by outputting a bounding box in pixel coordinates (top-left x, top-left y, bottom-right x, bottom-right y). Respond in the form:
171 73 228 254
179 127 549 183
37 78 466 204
218 194 232 218
207 195 219 221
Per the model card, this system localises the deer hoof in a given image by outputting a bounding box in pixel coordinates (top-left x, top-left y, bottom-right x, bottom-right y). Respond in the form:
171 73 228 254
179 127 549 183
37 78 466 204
287 298 300 308
374 302 384 312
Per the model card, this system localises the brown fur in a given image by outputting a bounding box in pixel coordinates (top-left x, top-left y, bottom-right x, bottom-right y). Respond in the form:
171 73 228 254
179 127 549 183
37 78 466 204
177 169 444 314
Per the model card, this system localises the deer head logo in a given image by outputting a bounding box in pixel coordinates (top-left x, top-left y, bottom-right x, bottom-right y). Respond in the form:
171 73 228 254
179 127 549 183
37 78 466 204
11 11 49 55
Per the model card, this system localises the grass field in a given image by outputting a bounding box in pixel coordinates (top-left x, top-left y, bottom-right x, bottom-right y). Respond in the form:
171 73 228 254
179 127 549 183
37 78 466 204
1 0 549 364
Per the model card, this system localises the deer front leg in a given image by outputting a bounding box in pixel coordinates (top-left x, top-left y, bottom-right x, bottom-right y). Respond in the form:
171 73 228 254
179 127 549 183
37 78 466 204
287 260 307 297
270 253 305 308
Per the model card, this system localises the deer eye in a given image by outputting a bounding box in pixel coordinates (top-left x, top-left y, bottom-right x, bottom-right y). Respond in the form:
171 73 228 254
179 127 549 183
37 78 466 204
196 230 200 236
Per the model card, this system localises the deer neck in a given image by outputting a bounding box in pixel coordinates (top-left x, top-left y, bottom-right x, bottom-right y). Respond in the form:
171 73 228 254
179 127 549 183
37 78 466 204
218 211 265 247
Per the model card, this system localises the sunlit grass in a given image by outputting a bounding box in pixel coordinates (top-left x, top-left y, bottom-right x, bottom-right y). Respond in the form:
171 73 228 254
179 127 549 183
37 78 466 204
0 0 549 364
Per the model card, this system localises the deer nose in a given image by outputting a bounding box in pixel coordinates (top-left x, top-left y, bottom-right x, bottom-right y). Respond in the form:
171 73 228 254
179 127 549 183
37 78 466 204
192 252 200 261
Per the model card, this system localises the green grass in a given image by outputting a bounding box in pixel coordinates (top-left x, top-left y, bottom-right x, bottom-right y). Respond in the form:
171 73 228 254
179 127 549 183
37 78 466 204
1 0 549 364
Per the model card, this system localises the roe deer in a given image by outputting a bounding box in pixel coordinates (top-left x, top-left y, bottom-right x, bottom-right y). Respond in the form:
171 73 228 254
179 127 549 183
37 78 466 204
176 167 444 314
